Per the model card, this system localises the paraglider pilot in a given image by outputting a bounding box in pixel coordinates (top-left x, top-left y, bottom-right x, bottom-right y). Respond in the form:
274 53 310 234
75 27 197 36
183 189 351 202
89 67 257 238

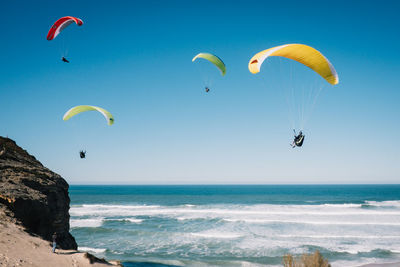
205 87 210 93
79 150 86 158
61 57 69 63
291 130 305 148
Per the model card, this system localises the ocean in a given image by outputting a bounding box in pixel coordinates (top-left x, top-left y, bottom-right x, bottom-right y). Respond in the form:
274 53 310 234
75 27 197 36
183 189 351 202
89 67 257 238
69 185 400 267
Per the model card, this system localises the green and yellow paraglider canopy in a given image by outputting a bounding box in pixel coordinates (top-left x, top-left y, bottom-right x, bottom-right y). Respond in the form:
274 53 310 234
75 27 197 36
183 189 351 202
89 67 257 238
248 44 338 85
192 53 226 76
63 105 114 125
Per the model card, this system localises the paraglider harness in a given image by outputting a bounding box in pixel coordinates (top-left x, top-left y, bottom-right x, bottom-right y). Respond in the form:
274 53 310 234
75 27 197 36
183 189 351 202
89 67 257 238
62 57 69 63
79 150 86 159
205 87 210 93
292 130 305 148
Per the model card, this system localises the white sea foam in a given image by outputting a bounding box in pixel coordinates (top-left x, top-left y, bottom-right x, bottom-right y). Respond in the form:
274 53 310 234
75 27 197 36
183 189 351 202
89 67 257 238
278 234 400 239
80 204 161 209
70 218 103 228
105 218 143 223
191 231 242 239
125 218 143 223
68 197 400 267
365 200 400 207
70 203 400 218
70 204 160 216
78 247 106 253
70 200 400 265
234 261 280 267
70 202 400 231
330 259 374 267
222 218 400 226
322 203 362 208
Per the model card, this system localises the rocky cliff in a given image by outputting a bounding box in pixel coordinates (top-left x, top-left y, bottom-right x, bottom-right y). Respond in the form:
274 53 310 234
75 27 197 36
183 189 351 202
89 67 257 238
0 137 77 249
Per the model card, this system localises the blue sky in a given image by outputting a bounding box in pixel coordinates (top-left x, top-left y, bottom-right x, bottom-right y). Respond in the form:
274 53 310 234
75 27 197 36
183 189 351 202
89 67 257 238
1 0 399 184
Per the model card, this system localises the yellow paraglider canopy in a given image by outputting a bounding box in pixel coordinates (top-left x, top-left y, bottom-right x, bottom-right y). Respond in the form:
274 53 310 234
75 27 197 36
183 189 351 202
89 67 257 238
248 44 338 85
63 105 114 125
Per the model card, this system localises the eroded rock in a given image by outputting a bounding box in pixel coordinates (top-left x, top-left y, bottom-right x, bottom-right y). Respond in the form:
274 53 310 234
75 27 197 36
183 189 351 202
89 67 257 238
0 137 77 249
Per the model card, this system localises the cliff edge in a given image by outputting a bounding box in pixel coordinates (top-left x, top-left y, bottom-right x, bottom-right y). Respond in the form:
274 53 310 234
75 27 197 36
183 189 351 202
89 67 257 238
0 136 77 249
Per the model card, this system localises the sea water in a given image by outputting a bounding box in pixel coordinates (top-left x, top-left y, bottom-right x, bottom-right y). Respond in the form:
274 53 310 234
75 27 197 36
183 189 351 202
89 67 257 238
69 185 400 266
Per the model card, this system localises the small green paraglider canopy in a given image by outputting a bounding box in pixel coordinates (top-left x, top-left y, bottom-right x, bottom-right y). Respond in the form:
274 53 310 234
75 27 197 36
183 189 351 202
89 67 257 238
192 53 226 76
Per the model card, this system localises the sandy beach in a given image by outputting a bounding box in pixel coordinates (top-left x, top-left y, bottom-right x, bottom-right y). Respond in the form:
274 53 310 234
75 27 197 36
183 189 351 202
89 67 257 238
0 211 120 267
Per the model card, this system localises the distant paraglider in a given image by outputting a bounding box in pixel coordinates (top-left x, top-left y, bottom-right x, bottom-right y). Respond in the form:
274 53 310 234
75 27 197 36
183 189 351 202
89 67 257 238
61 57 69 63
79 150 86 159
291 130 305 148
249 44 338 148
192 53 226 93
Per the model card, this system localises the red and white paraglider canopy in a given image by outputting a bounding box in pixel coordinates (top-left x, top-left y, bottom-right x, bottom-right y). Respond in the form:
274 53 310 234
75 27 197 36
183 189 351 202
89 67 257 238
47 16 83 41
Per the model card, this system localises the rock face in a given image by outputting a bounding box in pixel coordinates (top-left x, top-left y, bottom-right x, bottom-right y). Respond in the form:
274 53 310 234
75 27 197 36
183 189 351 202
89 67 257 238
0 137 77 249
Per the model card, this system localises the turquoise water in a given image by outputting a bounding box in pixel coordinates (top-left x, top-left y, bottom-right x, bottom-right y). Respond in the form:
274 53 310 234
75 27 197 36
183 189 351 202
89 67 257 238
69 185 400 266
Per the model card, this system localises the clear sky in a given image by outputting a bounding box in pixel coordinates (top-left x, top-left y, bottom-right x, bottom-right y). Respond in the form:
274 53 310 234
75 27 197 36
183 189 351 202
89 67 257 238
1 0 399 184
